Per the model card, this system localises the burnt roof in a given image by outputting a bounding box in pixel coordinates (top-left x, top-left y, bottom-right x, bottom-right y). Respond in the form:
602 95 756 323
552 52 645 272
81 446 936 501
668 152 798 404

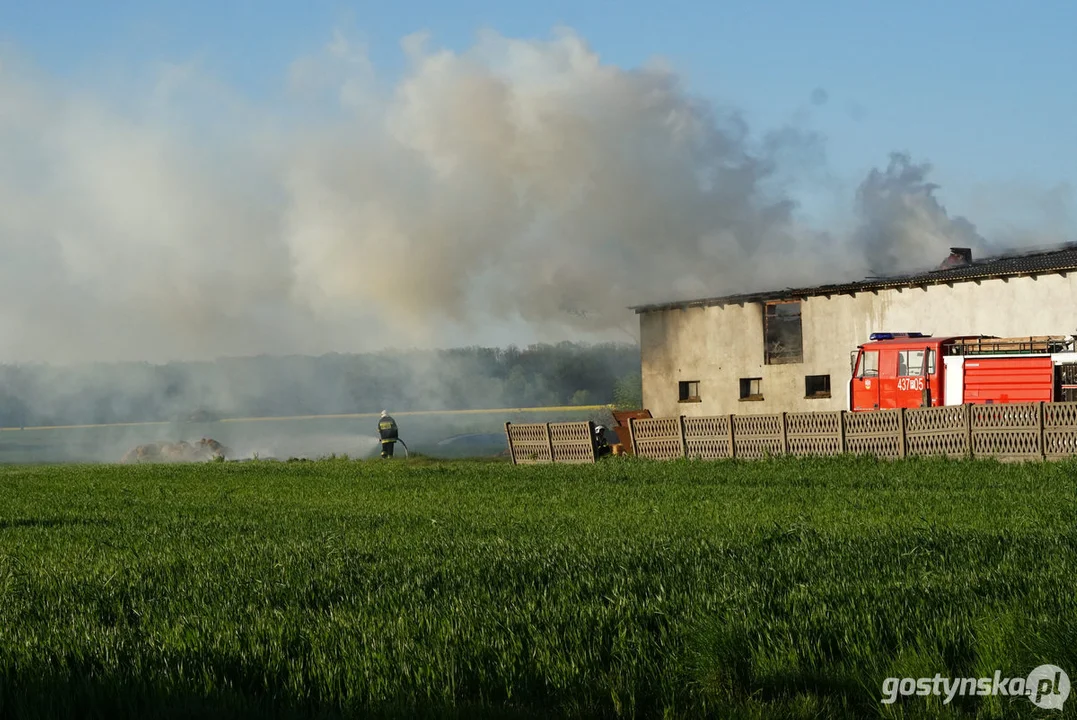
630 242 1077 314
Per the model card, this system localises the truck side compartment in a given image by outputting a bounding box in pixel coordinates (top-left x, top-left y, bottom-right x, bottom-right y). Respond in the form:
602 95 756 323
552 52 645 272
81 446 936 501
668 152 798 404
961 357 1054 404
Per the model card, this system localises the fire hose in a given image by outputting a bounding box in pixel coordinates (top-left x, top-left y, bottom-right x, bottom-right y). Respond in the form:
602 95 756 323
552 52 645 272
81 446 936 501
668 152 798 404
378 437 409 458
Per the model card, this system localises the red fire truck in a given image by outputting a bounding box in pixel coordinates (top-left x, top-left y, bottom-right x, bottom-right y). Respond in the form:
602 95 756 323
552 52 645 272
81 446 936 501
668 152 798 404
848 332 1077 411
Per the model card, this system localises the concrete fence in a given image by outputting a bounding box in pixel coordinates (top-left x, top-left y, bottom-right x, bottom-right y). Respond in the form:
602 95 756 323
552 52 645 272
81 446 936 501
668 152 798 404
627 402 1077 463
502 402 1077 464
504 421 598 464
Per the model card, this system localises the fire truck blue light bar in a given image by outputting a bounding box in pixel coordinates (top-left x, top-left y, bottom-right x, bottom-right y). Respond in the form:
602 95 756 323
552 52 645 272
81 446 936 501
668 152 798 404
869 332 928 341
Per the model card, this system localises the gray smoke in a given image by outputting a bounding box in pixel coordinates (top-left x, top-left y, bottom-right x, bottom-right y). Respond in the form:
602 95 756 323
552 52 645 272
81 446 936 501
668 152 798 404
0 28 1070 369
853 152 992 276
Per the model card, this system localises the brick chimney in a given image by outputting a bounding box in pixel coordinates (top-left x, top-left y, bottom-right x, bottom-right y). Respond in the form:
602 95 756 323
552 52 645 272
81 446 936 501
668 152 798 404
939 247 972 269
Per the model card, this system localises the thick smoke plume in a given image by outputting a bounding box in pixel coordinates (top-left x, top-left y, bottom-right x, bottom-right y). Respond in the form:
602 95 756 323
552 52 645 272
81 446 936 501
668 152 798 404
854 152 991 276
0 28 1064 366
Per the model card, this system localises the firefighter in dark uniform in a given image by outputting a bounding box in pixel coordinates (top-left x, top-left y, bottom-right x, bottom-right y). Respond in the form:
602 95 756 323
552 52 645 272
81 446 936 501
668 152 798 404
378 410 399 458
594 424 612 458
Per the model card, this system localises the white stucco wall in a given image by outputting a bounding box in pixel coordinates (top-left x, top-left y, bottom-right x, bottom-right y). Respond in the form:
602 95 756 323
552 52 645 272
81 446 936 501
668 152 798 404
639 273 1077 418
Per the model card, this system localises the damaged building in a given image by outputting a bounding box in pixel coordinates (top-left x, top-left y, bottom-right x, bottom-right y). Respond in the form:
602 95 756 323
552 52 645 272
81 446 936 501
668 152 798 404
631 244 1077 417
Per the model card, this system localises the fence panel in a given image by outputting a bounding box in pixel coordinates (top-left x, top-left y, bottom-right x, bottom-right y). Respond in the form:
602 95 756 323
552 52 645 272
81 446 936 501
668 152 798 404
549 421 597 464
630 417 685 460
683 415 733 459
844 409 904 459
505 422 553 464
733 414 784 459
970 402 1043 461
785 411 843 457
1043 402 1077 459
905 405 969 458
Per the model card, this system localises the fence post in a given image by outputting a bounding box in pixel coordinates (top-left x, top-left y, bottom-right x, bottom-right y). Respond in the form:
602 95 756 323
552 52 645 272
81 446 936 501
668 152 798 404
838 411 847 455
780 412 789 455
897 408 907 458
964 403 973 459
728 414 736 459
1038 401 1046 461
678 415 688 459
505 422 516 465
545 423 555 464
629 417 639 456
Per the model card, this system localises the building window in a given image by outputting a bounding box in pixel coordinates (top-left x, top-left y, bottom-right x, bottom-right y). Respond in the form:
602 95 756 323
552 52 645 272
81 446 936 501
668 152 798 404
805 374 831 398
678 380 700 402
764 301 803 364
739 377 763 401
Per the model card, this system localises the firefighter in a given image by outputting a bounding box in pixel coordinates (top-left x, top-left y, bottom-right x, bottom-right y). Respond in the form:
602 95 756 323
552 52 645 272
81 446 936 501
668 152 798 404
594 424 612 458
377 410 399 458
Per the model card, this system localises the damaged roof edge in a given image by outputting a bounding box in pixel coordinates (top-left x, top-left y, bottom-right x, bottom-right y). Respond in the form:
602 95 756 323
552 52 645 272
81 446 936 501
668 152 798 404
628 242 1077 314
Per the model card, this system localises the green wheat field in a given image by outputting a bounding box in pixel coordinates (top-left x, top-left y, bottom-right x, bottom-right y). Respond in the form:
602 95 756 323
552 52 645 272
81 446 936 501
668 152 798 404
1 455 1075 719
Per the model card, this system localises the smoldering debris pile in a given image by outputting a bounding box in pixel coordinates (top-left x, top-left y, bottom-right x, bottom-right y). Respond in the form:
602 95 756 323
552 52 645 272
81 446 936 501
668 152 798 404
120 438 229 464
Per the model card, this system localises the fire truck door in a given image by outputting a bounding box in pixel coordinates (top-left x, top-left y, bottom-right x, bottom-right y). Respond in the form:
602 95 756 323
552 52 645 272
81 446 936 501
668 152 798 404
851 349 880 410
892 348 929 408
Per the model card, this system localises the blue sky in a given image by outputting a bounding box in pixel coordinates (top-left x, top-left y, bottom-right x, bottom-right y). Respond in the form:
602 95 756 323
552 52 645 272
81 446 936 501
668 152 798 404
2 0 1075 235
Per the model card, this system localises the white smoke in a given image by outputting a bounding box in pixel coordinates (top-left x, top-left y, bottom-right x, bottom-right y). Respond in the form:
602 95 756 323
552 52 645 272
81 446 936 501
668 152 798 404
0 28 1067 365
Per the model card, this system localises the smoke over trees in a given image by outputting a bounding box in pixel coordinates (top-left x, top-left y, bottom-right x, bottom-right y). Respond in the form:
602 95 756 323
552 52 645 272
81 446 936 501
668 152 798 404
0 343 640 427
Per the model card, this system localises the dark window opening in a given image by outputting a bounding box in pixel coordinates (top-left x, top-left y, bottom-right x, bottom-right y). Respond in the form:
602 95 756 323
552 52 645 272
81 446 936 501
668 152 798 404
739 377 763 401
678 380 700 402
764 301 803 364
1060 364 1077 402
805 374 831 398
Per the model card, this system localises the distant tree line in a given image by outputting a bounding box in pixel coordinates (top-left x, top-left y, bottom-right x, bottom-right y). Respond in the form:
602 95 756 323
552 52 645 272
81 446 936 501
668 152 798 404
0 342 643 427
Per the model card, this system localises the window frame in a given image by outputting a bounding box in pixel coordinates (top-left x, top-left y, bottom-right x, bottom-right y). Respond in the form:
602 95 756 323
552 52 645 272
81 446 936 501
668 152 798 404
678 380 701 403
739 377 764 401
805 374 832 399
763 301 804 365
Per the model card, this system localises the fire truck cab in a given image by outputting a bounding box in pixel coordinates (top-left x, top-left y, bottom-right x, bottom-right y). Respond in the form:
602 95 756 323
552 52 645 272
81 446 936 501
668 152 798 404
850 333 945 411
849 332 1077 411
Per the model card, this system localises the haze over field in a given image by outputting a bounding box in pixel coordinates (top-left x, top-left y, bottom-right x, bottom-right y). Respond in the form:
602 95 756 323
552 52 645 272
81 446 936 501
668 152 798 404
1 26 1071 367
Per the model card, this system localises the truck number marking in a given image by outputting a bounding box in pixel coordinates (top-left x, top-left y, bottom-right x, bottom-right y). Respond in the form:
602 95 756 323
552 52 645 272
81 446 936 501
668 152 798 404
897 377 925 391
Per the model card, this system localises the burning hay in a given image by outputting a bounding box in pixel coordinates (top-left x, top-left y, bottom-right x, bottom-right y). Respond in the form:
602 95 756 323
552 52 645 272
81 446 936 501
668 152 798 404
120 438 229 464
